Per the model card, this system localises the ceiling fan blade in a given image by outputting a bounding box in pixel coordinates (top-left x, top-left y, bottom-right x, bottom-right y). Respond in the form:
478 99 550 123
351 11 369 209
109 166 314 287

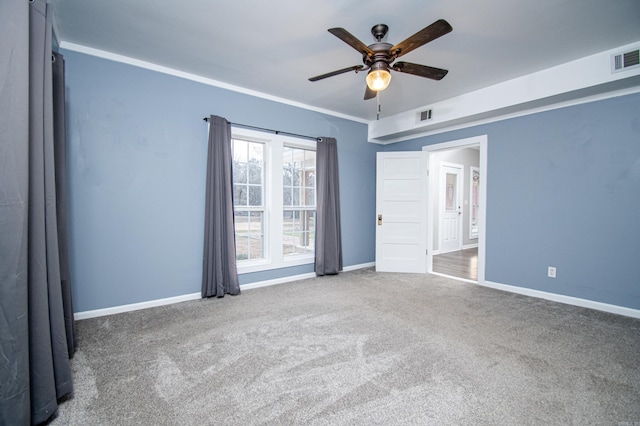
309 65 364 82
393 62 448 80
364 85 376 100
328 28 374 57
390 19 452 58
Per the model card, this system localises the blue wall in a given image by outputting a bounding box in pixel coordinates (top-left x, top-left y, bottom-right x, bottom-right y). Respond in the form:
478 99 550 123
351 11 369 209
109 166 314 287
63 48 640 313
62 50 376 312
384 93 640 310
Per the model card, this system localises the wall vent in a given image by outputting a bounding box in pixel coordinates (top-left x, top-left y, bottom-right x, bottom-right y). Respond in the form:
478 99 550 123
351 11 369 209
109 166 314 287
419 109 433 122
612 48 640 73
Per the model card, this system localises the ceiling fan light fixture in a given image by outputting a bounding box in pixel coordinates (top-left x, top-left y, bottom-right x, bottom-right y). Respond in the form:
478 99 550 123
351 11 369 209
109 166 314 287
366 65 392 92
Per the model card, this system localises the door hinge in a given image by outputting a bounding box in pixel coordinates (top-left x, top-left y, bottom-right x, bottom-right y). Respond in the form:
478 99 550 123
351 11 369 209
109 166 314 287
426 249 428 255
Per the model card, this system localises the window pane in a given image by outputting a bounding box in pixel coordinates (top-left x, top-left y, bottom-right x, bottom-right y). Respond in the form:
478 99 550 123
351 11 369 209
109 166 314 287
293 187 300 205
282 146 293 165
292 168 302 186
233 162 247 184
282 208 316 256
248 143 263 163
304 188 315 206
305 170 315 188
282 210 295 255
233 140 248 162
307 211 316 253
283 168 292 187
283 187 292 206
248 211 264 260
235 235 249 261
248 163 262 185
305 152 316 186
234 210 264 261
234 184 247 206
248 186 262 206
234 210 249 261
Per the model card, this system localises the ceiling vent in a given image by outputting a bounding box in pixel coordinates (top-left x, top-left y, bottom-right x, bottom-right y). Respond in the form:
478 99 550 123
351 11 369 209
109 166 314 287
419 109 433 122
612 48 640 73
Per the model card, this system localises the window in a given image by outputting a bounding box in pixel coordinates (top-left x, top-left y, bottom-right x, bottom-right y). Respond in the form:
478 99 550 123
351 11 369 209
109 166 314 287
282 147 316 256
231 128 316 273
232 139 265 261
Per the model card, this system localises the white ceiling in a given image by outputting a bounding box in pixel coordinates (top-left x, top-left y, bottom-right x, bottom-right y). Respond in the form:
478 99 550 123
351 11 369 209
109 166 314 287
50 0 640 121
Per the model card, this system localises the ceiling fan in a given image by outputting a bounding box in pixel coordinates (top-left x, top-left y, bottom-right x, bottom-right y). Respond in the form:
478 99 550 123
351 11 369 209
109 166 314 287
309 19 453 100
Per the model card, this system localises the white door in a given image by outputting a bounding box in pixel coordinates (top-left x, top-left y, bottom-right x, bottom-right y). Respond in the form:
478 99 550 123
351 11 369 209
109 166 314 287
375 152 427 273
439 163 463 253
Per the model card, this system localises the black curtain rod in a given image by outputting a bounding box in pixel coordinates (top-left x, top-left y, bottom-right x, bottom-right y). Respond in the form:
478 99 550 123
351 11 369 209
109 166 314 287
203 117 321 142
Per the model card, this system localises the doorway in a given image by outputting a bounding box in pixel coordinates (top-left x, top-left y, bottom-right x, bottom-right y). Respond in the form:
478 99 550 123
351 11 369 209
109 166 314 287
424 135 487 283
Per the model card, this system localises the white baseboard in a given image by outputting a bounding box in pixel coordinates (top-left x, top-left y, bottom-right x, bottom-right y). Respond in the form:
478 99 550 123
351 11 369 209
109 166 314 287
462 243 479 250
74 292 202 320
343 262 375 271
74 262 376 320
480 280 640 319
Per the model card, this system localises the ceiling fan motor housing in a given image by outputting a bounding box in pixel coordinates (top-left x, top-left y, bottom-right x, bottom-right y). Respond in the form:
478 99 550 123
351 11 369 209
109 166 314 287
364 42 394 69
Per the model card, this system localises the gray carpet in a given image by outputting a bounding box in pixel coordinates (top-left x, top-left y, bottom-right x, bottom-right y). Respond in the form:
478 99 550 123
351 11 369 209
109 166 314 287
53 269 640 425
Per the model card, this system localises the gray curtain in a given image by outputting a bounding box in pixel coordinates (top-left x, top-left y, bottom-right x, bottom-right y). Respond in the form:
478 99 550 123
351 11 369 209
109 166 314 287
53 51 77 357
0 1 30 424
315 137 343 275
0 0 74 424
202 115 241 297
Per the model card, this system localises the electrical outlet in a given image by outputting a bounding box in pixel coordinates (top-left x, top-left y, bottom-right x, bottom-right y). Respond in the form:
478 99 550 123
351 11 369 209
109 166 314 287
548 267 557 278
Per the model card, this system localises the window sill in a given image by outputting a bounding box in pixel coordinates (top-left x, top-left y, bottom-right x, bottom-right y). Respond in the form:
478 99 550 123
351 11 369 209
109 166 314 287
237 254 315 275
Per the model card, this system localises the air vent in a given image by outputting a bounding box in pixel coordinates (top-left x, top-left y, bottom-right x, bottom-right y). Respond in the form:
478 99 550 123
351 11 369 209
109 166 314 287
612 48 640 73
419 109 433 122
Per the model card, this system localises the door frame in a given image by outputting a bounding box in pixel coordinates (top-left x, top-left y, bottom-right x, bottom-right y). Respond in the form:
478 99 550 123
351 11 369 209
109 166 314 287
423 135 487 283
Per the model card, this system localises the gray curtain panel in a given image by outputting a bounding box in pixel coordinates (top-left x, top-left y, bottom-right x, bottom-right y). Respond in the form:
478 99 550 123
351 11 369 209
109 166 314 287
202 115 241 297
28 1 74 422
0 1 31 424
315 137 343 276
53 51 77 357
0 1 74 423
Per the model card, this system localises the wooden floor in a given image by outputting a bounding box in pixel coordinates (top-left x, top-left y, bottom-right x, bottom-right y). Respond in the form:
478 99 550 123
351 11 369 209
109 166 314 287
433 247 478 281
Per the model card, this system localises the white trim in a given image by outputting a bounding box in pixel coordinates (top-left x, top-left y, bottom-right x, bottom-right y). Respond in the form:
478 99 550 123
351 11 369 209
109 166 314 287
369 86 640 144
237 256 315 275
242 262 375 290
462 243 478 250
343 261 376 271
59 41 368 125
479 280 640 319
424 135 487 284
73 262 375 320
369 40 640 144
240 272 317 290
74 292 202 320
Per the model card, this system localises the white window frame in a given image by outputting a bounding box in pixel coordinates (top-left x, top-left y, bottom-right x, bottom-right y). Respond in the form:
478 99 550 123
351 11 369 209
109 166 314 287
231 127 316 274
